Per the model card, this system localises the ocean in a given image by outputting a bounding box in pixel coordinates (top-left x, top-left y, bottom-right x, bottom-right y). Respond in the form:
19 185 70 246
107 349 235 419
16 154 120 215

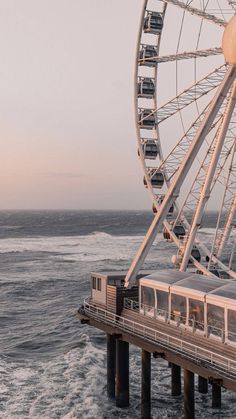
0 210 235 418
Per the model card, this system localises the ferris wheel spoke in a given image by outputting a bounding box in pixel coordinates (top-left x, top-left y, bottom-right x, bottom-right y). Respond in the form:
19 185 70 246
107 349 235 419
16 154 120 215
162 216 236 277
138 65 226 126
172 111 236 274
213 148 236 259
180 79 236 272
175 105 235 224
162 0 226 27
141 47 222 65
194 241 236 277
154 65 226 126
126 66 236 286
217 195 236 257
158 105 223 183
172 144 234 274
227 0 236 11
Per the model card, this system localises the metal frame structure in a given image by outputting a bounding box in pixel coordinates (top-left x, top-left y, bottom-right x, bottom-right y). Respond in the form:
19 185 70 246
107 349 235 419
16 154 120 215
126 0 236 287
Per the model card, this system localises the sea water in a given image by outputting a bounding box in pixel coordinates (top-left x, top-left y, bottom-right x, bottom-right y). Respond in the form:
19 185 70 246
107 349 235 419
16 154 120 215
0 210 235 418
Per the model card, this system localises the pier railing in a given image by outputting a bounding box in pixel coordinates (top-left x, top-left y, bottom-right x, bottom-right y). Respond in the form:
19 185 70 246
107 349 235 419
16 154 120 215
82 298 236 380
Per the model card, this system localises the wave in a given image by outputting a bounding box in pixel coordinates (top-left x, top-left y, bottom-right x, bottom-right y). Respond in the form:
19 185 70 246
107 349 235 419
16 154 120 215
89 231 113 238
0 232 173 262
0 225 23 230
0 229 216 263
198 227 216 235
0 232 143 259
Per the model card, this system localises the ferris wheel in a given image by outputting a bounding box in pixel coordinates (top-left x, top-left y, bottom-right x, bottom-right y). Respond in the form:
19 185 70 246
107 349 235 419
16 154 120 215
125 0 236 287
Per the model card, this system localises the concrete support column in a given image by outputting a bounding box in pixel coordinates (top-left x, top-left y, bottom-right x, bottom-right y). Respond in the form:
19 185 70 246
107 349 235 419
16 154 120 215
141 349 151 419
116 339 129 407
107 334 116 399
198 376 208 394
171 363 181 396
184 369 195 419
212 381 221 409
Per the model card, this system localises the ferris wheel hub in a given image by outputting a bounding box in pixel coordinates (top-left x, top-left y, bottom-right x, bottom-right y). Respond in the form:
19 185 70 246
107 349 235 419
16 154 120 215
222 15 236 66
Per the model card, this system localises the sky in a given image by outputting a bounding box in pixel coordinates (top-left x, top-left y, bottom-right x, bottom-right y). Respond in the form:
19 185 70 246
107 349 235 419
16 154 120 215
0 0 148 210
0 0 228 210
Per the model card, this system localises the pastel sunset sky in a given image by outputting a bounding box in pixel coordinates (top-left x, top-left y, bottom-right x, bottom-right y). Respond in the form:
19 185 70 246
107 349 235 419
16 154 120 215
0 0 148 209
0 0 225 209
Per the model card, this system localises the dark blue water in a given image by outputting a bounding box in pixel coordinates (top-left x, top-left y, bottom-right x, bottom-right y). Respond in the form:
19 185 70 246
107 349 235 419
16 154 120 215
0 210 235 418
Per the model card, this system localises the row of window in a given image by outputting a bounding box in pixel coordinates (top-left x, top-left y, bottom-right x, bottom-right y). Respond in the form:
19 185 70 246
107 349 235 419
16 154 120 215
92 276 101 291
140 285 236 340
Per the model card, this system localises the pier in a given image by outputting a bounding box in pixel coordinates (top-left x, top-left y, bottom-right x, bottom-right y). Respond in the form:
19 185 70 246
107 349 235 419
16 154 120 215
78 270 236 418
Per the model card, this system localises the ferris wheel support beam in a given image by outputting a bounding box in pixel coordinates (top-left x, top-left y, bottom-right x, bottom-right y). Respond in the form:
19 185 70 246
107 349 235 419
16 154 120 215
211 143 236 261
180 80 236 272
162 0 226 27
217 194 236 258
153 66 226 126
228 0 236 10
139 47 222 65
125 66 236 288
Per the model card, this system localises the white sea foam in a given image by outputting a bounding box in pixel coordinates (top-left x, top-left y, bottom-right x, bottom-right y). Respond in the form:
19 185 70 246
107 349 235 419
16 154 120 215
0 383 8 394
2 339 236 419
0 226 219 266
0 232 173 264
198 227 215 235
12 367 35 382
61 414 77 419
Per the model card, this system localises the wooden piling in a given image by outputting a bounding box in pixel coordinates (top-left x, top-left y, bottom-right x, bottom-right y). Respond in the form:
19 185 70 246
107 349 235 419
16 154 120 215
141 349 151 419
184 369 195 419
116 339 129 407
171 363 181 396
107 333 116 399
212 380 221 409
198 376 208 394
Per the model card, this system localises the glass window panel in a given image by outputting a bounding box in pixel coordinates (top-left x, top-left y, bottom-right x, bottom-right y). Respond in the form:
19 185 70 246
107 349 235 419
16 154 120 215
228 309 236 342
92 277 96 290
141 286 155 307
141 286 155 317
171 294 186 324
97 278 101 291
189 299 204 330
207 303 224 337
156 290 168 315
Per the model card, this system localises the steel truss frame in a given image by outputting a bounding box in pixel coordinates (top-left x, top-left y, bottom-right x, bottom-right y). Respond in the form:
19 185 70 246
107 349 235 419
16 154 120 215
128 0 236 287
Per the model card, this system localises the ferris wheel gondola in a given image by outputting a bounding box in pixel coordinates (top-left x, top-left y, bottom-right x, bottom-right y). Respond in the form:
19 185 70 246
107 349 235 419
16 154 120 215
125 0 236 287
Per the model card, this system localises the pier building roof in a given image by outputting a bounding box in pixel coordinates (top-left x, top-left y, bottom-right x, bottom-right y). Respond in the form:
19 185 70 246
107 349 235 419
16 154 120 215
140 270 232 300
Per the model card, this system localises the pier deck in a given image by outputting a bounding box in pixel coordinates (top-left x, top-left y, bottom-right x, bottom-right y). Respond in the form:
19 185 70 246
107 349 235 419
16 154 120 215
79 297 236 392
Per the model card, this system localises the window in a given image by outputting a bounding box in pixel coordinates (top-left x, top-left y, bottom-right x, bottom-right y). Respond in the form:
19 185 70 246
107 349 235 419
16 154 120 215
97 278 101 291
141 286 155 307
189 299 204 330
171 294 186 324
92 276 96 289
228 309 236 342
92 276 102 291
141 286 155 316
207 303 224 337
156 290 168 315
